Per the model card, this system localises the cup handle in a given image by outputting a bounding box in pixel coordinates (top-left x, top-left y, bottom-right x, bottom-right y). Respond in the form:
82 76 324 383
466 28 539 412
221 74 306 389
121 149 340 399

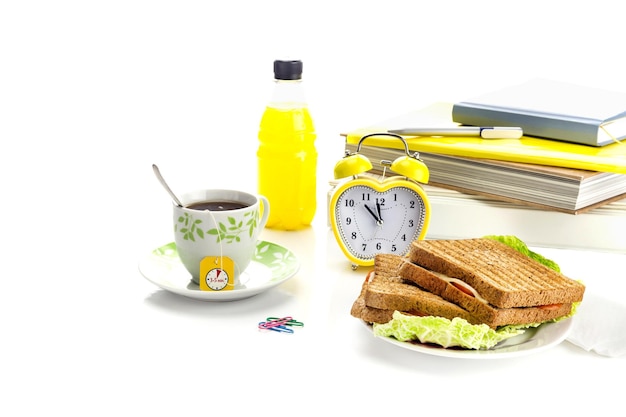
258 195 270 229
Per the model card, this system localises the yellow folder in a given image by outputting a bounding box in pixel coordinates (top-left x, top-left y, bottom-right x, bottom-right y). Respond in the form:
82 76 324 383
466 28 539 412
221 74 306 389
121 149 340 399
345 103 626 174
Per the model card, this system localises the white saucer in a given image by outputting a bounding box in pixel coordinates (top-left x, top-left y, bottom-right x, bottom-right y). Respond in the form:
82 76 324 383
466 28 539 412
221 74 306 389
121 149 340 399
367 318 573 359
138 241 299 301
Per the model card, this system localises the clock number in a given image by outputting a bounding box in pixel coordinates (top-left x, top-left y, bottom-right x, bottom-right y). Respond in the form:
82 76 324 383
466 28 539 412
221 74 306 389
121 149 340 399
408 219 414 227
346 216 352 225
401 234 406 241
409 200 415 209
362 193 370 201
345 199 355 207
361 243 367 251
391 244 397 252
376 242 382 250
351 232 357 240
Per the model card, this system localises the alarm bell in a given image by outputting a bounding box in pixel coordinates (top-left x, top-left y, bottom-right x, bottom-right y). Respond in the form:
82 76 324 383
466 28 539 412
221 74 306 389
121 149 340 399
333 152 372 179
389 155 429 184
334 133 429 183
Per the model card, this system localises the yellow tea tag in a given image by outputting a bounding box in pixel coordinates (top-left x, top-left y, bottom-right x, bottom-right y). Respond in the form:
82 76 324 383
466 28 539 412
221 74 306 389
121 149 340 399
199 256 235 291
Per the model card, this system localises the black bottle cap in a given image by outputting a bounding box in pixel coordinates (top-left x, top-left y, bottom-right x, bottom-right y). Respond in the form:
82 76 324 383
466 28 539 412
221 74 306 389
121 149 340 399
273 60 303 80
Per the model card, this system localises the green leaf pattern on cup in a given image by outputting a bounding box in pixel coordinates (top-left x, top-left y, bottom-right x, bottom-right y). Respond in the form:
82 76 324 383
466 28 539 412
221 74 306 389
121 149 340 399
175 209 260 244
175 213 205 241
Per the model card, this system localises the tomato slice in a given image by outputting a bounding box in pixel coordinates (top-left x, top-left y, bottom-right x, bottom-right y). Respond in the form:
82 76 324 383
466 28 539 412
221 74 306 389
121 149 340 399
538 303 563 310
451 281 475 297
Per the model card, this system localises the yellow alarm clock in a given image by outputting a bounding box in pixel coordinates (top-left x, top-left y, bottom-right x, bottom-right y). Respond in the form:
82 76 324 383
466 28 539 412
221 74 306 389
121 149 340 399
330 133 431 269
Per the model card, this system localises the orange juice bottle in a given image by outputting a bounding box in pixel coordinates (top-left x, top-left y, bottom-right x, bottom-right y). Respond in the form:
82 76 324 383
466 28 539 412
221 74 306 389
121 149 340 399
257 60 317 230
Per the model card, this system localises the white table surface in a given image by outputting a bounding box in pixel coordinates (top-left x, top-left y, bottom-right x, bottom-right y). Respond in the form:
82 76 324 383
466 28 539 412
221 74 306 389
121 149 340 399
3 2 626 415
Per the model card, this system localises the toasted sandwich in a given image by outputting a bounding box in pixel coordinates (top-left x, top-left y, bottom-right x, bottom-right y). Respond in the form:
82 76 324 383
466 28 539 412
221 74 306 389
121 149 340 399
350 237 586 348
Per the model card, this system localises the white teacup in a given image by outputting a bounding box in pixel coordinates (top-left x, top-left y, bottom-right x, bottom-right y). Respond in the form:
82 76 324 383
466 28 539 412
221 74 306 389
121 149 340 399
173 189 269 288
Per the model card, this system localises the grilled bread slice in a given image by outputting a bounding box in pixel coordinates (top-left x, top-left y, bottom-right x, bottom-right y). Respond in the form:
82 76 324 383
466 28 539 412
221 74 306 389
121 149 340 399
408 238 585 308
350 290 395 324
398 258 575 328
351 254 477 325
352 241 584 329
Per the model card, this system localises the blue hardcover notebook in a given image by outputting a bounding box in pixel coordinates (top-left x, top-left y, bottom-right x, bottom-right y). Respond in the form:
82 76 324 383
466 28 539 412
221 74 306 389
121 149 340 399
452 79 626 147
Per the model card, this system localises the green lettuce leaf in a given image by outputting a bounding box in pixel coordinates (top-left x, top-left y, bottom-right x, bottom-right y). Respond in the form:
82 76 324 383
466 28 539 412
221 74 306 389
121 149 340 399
373 312 526 350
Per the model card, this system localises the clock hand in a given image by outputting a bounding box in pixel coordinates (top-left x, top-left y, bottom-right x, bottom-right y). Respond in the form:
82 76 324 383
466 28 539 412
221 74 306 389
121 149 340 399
376 200 383 221
364 204 379 221
365 204 383 226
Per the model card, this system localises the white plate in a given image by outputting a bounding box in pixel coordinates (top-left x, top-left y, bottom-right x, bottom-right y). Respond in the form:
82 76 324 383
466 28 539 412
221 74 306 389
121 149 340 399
139 241 299 301
367 318 573 359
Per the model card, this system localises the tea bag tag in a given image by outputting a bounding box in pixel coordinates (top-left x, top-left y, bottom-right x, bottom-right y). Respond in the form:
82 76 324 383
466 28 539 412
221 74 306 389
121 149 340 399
199 256 235 291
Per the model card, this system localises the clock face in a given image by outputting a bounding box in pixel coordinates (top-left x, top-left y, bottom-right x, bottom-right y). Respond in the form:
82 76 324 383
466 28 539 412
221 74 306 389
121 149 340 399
204 267 230 291
332 181 428 265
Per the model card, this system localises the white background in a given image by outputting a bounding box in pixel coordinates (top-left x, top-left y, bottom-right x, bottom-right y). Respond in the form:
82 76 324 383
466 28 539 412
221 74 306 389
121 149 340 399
4 0 624 247
2 1 625 416
3 1 625 203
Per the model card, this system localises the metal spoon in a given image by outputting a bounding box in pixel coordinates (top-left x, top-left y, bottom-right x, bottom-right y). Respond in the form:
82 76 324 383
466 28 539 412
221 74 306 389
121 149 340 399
152 164 183 207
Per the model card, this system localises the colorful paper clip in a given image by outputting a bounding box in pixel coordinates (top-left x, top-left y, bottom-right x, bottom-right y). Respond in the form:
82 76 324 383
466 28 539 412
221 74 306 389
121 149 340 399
258 316 303 333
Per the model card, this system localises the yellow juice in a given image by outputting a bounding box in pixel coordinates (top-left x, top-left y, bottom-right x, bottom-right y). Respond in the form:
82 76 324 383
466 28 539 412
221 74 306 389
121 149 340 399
257 106 317 230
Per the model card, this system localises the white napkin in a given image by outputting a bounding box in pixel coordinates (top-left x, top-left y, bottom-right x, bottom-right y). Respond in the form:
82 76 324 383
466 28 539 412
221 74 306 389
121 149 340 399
567 292 626 357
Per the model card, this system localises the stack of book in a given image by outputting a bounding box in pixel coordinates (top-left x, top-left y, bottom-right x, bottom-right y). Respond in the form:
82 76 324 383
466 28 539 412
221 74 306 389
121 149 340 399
337 80 626 251
342 80 626 215
344 143 626 214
